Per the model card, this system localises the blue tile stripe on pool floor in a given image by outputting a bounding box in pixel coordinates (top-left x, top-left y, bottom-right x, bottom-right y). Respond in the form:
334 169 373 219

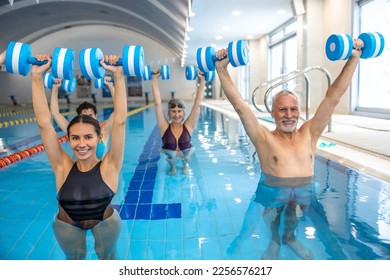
112 124 181 220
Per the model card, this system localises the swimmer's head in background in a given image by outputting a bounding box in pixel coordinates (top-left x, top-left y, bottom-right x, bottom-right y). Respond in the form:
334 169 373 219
168 98 186 110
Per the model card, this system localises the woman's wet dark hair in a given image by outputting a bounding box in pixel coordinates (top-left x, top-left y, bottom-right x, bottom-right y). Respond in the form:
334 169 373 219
76 101 97 115
67 114 101 137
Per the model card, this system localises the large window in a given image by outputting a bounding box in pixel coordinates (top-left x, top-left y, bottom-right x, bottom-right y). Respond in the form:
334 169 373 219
356 0 390 117
269 20 298 94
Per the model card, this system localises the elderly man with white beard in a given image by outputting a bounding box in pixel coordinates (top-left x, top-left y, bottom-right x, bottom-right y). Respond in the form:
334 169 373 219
213 38 363 260
213 38 363 178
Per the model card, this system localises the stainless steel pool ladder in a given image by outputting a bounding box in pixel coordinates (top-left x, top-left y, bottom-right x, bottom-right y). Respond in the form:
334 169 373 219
251 66 333 132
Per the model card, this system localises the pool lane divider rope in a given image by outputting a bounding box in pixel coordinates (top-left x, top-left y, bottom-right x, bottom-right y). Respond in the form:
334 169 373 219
0 103 155 169
0 104 116 129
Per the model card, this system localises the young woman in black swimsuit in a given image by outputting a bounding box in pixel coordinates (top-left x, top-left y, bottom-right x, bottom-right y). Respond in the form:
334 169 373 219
31 54 127 259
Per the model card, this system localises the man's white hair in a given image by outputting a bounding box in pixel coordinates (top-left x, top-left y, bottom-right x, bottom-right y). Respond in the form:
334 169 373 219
271 90 301 111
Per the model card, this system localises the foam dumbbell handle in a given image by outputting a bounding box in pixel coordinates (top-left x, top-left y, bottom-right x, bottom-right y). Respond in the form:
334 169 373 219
358 32 385 59
26 57 48 65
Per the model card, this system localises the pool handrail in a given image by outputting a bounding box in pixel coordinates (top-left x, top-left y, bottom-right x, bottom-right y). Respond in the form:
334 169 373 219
253 66 333 132
251 69 303 113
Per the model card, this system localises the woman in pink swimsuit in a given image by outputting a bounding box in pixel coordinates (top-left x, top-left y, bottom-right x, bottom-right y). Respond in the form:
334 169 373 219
152 68 205 175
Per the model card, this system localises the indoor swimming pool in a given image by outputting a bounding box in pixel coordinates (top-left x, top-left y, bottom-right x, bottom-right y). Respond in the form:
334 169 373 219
0 104 389 260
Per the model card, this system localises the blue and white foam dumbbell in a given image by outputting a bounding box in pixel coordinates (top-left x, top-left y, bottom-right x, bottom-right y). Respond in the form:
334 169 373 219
196 40 249 73
185 66 215 82
79 45 145 79
5 41 74 79
185 66 197 80
143 66 153 80
61 77 76 93
142 65 170 80
94 77 105 89
160 65 170 80
43 73 76 92
43 72 55 89
204 70 215 82
94 76 114 88
325 32 385 61
358 32 385 59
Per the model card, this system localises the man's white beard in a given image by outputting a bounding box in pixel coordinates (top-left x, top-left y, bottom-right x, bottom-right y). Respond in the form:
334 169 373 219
279 119 297 132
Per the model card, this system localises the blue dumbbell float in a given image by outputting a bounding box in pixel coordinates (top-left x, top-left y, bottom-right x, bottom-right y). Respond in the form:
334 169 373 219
79 45 145 79
196 40 249 73
185 66 215 82
143 66 153 80
142 65 170 80
325 32 385 61
94 77 114 88
5 41 74 79
185 65 197 80
43 73 76 92
61 78 76 93
204 70 215 82
94 78 104 89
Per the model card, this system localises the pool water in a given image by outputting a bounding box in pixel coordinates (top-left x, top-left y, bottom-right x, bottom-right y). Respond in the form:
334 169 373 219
0 104 389 260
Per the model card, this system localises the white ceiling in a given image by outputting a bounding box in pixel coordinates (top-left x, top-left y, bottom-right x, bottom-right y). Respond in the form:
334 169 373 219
186 0 294 65
0 0 294 69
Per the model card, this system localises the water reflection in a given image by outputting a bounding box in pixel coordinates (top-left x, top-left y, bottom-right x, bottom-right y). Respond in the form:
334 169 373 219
227 172 317 260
